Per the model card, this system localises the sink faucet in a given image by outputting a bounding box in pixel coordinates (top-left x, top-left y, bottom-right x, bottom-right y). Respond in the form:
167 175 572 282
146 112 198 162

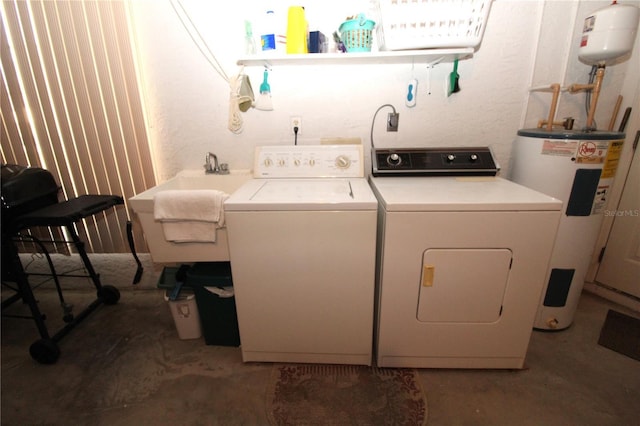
204 152 229 174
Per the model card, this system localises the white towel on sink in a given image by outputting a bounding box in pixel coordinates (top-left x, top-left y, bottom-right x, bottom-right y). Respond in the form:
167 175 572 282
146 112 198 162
153 189 229 243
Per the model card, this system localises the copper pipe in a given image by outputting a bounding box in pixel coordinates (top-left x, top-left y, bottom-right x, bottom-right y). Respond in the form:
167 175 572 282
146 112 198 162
608 95 623 131
538 120 567 129
538 117 574 130
567 83 595 93
586 67 605 129
567 67 606 130
545 84 561 131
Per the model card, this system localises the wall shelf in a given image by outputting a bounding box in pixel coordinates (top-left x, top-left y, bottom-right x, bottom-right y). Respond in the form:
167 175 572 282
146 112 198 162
236 48 474 67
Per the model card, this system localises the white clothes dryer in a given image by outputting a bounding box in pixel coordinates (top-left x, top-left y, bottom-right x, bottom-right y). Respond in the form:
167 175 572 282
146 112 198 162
224 145 378 365
370 147 562 369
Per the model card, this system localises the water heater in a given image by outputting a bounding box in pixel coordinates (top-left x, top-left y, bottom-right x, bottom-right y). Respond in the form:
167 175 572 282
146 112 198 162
579 2 640 64
510 129 625 330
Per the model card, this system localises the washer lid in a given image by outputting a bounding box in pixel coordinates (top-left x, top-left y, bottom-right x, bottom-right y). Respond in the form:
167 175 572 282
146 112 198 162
368 176 562 212
224 178 378 211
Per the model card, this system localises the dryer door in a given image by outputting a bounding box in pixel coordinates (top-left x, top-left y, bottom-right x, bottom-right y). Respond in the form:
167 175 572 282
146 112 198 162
417 249 512 323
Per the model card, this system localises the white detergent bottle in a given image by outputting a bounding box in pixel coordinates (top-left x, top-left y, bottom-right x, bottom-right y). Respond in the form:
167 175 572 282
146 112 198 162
260 10 276 52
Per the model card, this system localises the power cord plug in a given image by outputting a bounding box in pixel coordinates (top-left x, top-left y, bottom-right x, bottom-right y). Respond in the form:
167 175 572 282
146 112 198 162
370 104 397 150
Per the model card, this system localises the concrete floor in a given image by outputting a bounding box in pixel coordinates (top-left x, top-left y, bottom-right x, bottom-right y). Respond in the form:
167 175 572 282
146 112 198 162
1 254 639 425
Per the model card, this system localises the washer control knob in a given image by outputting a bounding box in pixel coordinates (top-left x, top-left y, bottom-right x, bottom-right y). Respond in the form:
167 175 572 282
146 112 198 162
294 159 301 166
335 155 351 169
263 158 273 167
446 154 456 162
387 153 402 166
470 154 478 162
309 159 316 167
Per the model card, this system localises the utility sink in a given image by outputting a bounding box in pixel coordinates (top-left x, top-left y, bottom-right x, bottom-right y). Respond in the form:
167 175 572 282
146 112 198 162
129 169 252 263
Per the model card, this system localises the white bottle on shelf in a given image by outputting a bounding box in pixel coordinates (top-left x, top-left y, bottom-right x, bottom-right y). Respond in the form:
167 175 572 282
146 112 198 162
260 10 276 53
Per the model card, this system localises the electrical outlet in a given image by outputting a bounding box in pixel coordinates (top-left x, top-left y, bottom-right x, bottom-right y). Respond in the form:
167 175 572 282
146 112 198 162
290 116 302 135
387 113 399 132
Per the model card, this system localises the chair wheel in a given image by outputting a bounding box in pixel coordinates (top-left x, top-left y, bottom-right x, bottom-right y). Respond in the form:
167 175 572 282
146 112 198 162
30 339 60 364
98 285 120 305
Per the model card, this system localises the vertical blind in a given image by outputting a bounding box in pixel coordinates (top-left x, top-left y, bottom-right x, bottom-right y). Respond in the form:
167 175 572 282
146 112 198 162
1 0 155 253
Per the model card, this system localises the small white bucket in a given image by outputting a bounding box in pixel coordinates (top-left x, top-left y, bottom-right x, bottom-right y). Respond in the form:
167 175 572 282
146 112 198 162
164 291 202 340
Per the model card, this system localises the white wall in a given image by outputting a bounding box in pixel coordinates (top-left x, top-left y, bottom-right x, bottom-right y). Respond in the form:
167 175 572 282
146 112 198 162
130 0 639 182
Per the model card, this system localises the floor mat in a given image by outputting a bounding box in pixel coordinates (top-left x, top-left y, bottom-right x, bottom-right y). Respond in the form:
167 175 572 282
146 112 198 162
598 309 640 361
266 364 428 426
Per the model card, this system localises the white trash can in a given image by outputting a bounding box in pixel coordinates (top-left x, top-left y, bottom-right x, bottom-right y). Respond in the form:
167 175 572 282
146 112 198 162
164 290 202 340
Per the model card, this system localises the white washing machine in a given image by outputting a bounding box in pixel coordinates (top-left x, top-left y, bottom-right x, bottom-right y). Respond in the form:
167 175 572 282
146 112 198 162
224 145 378 365
370 147 562 369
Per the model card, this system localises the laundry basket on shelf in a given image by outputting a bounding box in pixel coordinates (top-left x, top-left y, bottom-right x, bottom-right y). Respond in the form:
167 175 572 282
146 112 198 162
375 0 493 50
339 14 376 52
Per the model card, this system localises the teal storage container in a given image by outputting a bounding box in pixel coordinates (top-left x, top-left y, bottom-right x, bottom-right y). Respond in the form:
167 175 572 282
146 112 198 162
339 14 375 52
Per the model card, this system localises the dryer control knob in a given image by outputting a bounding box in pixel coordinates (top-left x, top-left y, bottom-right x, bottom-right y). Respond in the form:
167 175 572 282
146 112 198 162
387 153 402 166
446 154 456 162
470 154 478 162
